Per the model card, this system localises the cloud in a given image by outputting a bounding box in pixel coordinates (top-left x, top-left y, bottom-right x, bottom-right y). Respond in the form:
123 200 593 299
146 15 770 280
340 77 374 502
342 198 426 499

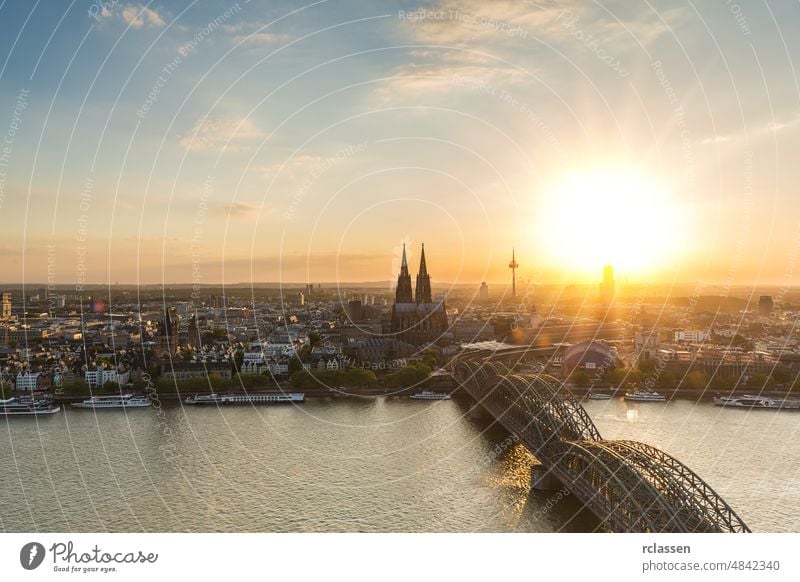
94 3 165 29
122 5 165 28
222 202 258 219
180 117 264 153
233 32 291 45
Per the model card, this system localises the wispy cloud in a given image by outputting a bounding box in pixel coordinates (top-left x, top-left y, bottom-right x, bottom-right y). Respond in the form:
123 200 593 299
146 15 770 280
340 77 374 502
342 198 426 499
180 117 264 153
222 202 259 219
94 3 165 29
233 32 291 45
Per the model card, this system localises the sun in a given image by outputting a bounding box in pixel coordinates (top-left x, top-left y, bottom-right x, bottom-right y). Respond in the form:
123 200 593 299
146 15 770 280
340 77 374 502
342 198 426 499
533 167 680 277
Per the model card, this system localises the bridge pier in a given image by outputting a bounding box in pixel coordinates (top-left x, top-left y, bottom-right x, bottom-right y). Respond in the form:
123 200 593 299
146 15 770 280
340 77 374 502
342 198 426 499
468 402 485 420
530 462 563 491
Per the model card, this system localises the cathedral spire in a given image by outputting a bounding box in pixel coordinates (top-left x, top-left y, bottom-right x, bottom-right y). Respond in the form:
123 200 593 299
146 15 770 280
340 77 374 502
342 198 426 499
395 242 413 303
415 243 432 303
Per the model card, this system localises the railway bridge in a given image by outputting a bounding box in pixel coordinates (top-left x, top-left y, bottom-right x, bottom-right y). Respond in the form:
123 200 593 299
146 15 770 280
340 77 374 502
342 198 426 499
451 353 750 533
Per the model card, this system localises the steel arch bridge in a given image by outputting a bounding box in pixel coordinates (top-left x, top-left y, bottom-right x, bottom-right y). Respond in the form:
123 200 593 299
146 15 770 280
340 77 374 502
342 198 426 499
452 358 750 533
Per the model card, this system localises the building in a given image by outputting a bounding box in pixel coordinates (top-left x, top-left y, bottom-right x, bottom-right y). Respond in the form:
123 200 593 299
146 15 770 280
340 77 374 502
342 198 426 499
759 295 774 317
160 361 233 381
674 330 710 344
1 292 11 319
15 371 44 391
562 340 617 378
390 243 449 346
479 282 488 300
85 366 131 388
155 310 178 359
186 315 203 348
599 265 615 306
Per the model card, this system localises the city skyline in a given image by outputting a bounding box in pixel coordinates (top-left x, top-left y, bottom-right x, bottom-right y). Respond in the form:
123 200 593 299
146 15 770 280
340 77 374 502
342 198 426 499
2 1 800 287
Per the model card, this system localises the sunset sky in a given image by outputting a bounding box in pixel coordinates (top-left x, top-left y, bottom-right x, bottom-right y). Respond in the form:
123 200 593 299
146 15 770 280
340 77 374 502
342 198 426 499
1 0 799 288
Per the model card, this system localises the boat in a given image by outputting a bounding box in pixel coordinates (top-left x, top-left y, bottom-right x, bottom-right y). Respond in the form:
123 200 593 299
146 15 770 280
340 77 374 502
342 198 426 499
0 397 61 416
72 394 151 409
624 390 666 402
587 392 612 400
184 392 305 405
409 391 451 400
713 394 800 410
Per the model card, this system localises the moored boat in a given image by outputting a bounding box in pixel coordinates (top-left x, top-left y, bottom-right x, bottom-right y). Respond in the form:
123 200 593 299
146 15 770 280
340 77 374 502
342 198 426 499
184 392 305 405
713 394 800 410
624 390 666 402
72 394 151 409
587 392 612 400
409 391 451 400
1 397 61 416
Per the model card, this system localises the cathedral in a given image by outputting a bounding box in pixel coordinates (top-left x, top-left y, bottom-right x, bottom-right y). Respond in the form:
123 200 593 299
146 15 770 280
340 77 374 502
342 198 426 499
390 243 449 346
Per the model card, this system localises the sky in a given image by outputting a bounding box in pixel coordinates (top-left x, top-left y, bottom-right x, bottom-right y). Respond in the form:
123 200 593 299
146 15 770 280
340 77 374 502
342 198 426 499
1 0 799 289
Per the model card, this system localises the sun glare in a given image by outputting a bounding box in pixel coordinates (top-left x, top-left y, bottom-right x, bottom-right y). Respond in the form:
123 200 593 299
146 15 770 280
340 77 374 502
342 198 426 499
534 167 679 277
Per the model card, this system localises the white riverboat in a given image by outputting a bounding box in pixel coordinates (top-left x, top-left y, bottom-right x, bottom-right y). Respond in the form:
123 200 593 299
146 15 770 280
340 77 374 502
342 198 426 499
624 390 667 402
586 392 612 400
409 391 451 400
72 394 151 409
184 392 305 405
713 395 800 410
0 397 61 416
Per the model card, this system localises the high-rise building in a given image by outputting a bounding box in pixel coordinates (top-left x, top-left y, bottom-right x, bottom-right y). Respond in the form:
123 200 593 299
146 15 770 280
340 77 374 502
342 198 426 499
390 243 448 345
479 282 489 300
758 295 774 317
1 292 11 319
600 265 616 306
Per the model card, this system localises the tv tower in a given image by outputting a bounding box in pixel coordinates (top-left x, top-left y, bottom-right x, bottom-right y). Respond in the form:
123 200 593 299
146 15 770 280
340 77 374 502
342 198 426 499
508 247 519 298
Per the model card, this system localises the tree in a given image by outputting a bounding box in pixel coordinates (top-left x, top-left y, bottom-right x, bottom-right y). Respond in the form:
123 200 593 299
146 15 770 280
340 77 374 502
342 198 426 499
308 332 322 348
288 357 303 376
99 381 121 394
657 371 677 389
681 371 710 390
340 368 377 387
771 366 792 385
603 368 627 387
568 371 591 386
384 364 431 388
730 334 754 351
637 357 656 375
746 373 773 389
61 380 91 396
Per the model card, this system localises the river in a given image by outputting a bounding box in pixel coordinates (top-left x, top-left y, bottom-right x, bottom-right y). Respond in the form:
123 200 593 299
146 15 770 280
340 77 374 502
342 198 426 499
1 396 796 532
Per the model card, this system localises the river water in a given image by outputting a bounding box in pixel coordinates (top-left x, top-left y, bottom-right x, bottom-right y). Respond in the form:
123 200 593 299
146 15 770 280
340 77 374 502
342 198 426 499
1 396 796 532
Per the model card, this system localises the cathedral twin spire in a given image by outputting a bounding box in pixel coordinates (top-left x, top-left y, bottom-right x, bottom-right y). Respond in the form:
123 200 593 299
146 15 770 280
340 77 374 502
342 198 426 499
395 243 432 304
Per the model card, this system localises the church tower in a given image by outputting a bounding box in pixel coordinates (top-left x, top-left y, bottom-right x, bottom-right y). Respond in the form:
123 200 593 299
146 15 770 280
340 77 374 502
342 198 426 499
156 310 177 360
414 243 432 303
395 243 413 303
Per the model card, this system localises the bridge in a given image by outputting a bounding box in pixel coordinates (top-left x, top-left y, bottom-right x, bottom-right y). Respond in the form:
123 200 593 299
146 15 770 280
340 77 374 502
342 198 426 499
451 355 750 533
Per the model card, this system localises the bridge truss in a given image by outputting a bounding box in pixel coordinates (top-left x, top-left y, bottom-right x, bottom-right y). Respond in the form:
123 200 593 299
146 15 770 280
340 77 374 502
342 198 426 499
452 359 750 533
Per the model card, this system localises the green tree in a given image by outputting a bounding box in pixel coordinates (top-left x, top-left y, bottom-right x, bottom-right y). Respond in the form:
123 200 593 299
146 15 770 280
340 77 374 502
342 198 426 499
730 334 754 351
384 364 431 388
340 368 377 387
637 357 656 375
746 373 773 389
308 332 322 347
288 357 303 376
771 366 792 385
568 370 591 386
61 380 91 396
681 371 710 390
657 371 677 389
